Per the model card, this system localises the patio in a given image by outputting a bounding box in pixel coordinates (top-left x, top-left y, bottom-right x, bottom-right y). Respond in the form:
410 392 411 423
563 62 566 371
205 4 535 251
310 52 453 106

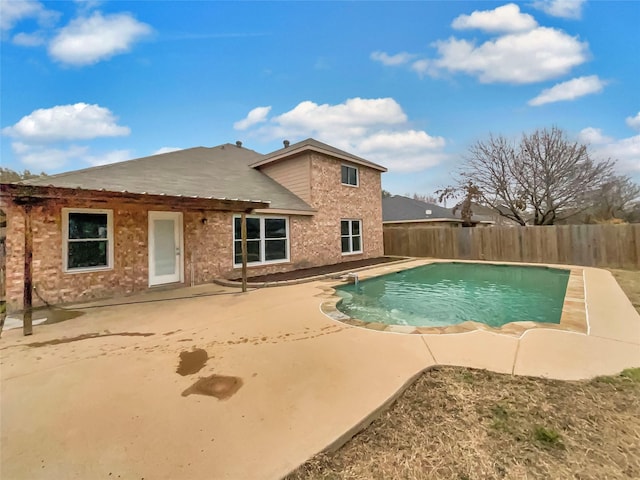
1 259 639 479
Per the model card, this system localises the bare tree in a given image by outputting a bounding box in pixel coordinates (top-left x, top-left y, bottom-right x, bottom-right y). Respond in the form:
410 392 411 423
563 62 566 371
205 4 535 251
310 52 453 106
437 181 482 227
580 175 640 223
405 192 439 204
0 168 47 183
456 127 616 225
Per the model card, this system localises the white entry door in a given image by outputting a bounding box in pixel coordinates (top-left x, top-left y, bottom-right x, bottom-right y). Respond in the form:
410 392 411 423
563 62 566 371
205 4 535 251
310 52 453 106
148 211 183 286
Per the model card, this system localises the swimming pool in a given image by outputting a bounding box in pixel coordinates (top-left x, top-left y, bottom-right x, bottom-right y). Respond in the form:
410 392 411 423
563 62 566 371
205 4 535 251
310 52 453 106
336 263 570 328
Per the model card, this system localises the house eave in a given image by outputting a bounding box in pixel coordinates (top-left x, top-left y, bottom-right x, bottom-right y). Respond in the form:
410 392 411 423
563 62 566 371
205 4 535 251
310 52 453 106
252 208 317 216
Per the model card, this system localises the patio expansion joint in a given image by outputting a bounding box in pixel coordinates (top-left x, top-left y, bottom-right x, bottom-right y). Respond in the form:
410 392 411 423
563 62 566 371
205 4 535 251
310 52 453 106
421 335 438 364
585 334 640 346
511 338 522 375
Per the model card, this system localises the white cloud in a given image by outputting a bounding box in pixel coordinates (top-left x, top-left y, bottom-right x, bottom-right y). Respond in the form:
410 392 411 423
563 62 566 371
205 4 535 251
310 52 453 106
533 0 586 19
73 0 103 12
528 75 605 106
432 26 588 84
11 142 88 170
579 127 640 174
5 102 133 172
248 97 446 172
355 130 447 172
578 127 612 145
410 59 432 77
451 3 538 33
12 31 46 46
152 147 183 155
48 11 152 65
3 103 130 142
84 149 131 166
370 51 416 66
0 0 59 31
626 112 640 131
592 136 640 173
372 5 589 85
10 141 131 170
233 106 272 130
274 98 407 131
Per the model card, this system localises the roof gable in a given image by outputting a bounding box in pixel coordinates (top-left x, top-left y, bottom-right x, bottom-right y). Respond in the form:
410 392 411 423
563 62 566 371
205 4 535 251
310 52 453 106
250 138 387 172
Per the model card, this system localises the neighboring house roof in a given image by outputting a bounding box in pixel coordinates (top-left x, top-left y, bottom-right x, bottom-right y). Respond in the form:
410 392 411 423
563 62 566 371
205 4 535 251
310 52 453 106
383 195 462 222
23 144 315 212
382 195 492 224
251 138 387 172
469 202 522 225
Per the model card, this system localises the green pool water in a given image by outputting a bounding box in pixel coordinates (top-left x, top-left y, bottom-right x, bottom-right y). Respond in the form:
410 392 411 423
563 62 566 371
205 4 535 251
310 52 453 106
336 263 570 328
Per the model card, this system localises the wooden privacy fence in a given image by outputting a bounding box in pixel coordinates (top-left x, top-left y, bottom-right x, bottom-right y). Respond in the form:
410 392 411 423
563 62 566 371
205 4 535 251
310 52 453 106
383 224 640 269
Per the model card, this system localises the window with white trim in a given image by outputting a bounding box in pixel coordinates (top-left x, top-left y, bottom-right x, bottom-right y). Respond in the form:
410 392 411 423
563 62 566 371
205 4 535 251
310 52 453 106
63 208 114 272
233 215 289 266
341 219 362 254
341 164 358 186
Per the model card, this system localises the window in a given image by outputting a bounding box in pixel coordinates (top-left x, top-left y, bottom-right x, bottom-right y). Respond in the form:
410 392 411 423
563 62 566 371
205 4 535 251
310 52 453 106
341 219 362 254
341 164 358 186
234 216 289 266
63 208 113 272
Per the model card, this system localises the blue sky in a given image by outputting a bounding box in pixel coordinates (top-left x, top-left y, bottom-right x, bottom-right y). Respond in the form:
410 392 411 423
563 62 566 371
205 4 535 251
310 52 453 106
2 0 639 196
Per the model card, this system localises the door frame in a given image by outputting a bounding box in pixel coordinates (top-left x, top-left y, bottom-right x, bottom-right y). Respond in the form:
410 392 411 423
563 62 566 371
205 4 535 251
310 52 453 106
148 211 184 287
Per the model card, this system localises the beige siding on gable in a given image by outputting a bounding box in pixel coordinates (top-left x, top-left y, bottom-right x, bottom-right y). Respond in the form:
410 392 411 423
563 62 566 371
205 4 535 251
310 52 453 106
259 155 311 203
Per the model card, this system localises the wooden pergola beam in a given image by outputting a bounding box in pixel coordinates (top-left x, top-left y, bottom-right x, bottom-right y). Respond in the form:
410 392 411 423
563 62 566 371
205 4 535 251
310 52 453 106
0 183 269 212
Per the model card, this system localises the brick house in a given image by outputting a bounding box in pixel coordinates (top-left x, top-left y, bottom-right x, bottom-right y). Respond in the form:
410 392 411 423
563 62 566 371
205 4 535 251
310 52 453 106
0 139 386 312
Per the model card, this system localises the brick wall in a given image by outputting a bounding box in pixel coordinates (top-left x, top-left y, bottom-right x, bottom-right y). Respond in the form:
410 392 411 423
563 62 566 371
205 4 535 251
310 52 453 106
296 151 384 266
3 197 240 312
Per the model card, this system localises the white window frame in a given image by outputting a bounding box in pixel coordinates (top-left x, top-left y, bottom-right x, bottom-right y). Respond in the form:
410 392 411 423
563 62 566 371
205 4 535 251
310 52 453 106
341 164 359 187
233 214 290 267
62 208 114 273
341 219 363 255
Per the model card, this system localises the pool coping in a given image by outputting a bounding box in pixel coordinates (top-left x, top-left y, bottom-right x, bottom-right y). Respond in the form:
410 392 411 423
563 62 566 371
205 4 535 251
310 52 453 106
319 259 588 338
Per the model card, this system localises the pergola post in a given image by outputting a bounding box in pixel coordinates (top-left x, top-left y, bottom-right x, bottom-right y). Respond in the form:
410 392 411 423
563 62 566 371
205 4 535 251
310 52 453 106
241 212 248 293
23 204 33 336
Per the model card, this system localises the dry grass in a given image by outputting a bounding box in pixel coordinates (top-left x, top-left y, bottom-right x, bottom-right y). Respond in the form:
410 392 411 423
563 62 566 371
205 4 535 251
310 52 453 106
287 367 640 480
608 268 640 314
288 270 640 479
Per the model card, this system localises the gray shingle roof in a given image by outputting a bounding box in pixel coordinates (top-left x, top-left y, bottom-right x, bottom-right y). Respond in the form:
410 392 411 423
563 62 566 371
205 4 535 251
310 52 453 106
24 144 314 212
382 196 459 222
383 195 498 223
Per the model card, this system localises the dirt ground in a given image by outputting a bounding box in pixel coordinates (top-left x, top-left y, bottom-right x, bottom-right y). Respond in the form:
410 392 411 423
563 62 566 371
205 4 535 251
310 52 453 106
287 366 640 480
287 268 640 480
233 256 400 282
609 269 640 314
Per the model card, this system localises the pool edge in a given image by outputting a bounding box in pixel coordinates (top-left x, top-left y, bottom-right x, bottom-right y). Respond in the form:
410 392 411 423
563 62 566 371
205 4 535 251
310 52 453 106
319 259 588 338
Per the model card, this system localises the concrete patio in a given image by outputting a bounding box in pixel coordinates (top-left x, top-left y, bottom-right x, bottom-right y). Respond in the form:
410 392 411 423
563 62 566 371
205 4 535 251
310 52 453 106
1 260 639 479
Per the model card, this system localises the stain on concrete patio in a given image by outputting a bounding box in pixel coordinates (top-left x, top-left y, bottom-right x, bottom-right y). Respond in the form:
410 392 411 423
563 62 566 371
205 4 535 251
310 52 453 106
176 348 209 376
19 332 155 348
181 374 243 400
